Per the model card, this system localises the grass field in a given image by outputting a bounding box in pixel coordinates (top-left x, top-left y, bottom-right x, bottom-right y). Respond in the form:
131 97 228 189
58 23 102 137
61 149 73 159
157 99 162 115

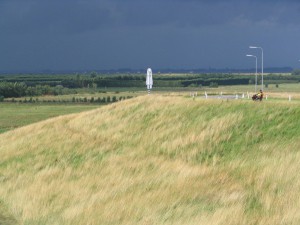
1 95 300 224
0 103 99 133
4 83 300 103
170 83 300 101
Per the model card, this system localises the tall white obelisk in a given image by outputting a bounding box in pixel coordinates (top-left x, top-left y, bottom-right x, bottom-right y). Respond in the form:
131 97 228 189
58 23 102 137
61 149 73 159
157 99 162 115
146 68 153 94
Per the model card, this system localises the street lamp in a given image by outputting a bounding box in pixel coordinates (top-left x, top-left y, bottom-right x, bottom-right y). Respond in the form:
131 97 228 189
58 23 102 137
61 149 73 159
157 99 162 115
246 54 258 92
249 46 263 90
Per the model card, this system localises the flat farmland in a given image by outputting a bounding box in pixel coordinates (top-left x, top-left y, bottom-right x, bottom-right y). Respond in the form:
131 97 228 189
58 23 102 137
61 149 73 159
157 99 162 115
0 103 99 133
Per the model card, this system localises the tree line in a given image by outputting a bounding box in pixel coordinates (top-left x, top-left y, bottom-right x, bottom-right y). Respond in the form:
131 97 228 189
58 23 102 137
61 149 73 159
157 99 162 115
2 95 134 103
1 72 300 98
0 82 76 98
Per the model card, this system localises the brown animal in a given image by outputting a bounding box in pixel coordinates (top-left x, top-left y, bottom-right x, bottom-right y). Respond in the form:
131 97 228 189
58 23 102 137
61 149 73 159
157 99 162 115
252 90 263 101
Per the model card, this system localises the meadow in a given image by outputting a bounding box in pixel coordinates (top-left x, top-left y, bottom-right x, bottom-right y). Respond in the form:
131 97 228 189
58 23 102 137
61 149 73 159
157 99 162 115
4 82 300 104
0 103 99 133
1 94 300 224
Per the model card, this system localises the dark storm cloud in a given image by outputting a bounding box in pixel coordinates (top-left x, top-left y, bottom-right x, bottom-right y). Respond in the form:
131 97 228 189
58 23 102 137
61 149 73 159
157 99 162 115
121 0 299 29
1 0 300 34
1 0 300 71
0 0 117 34
109 0 300 27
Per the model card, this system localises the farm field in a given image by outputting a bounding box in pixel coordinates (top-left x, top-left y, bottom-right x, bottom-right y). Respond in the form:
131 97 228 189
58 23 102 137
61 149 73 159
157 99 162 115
215 83 300 95
0 103 99 133
1 95 300 224
5 83 300 102
184 83 300 101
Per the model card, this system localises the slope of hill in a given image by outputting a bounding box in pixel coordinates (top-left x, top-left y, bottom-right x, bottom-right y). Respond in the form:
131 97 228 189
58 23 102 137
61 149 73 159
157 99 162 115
1 96 300 225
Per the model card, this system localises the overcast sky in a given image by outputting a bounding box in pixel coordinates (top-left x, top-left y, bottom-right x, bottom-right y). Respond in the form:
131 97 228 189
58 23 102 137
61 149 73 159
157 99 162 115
1 0 300 72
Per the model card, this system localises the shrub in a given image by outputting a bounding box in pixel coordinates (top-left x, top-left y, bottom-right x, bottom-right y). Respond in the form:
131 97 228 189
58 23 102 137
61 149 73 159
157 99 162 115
189 83 197 87
0 95 4 102
209 82 218 88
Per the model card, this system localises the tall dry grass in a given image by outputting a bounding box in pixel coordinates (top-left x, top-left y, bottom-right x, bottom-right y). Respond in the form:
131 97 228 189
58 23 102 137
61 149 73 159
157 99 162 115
1 95 300 224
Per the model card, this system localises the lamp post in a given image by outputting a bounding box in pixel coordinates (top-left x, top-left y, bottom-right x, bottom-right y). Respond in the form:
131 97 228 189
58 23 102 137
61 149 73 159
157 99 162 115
246 54 258 93
250 46 263 90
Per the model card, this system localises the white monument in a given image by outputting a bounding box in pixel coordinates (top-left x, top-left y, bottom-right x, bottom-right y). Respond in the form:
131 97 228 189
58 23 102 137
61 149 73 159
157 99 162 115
146 68 153 94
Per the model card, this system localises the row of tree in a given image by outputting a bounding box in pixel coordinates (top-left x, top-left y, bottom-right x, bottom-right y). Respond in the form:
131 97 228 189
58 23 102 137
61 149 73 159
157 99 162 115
50 73 300 89
1 72 300 98
0 82 76 98
2 96 134 103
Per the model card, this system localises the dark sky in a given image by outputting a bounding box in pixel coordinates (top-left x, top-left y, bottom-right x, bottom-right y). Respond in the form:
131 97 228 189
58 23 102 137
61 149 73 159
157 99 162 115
1 0 300 72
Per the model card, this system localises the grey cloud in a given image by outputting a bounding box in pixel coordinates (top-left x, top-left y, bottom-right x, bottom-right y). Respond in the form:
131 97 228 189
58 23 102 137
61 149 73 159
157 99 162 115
109 0 300 29
1 0 300 71
0 0 116 34
1 0 300 35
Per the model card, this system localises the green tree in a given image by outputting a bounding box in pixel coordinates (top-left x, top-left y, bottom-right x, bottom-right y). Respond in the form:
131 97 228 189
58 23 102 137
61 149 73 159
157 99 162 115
292 69 300 75
209 82 218 88
90 71 97 78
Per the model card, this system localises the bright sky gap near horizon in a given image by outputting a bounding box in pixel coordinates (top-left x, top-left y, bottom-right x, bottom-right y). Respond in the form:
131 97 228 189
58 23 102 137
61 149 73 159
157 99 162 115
1 0 300 72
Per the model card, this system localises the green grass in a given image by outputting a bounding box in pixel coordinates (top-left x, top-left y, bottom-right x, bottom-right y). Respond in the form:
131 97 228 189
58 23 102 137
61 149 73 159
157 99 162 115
0 103 99 133
214 83 300 93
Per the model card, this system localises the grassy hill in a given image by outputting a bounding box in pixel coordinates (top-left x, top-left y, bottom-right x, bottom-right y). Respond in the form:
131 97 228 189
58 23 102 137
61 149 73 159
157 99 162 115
1 96 300 224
